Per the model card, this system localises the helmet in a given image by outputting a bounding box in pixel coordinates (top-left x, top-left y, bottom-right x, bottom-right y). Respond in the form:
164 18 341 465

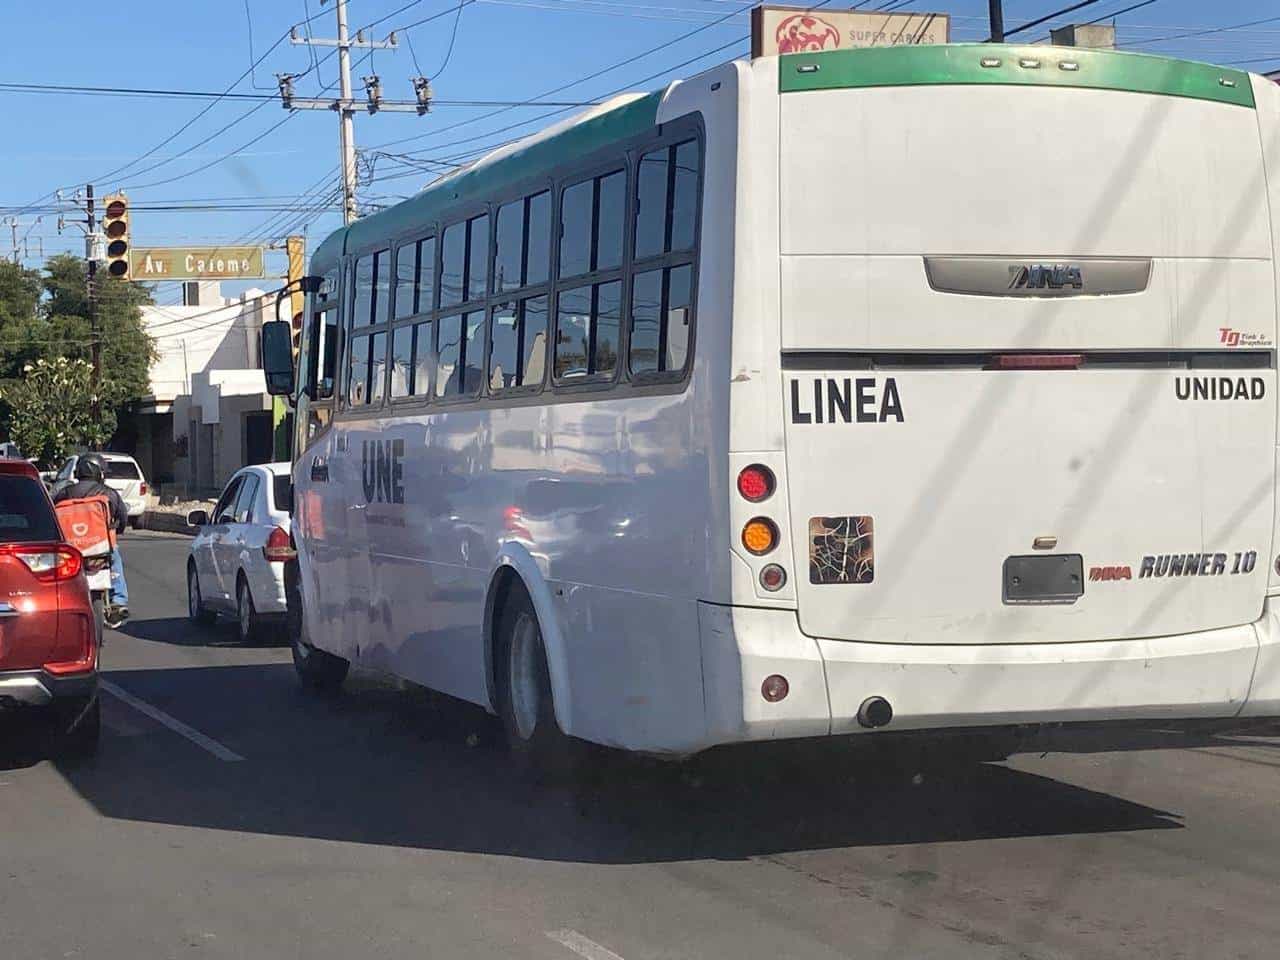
74 454 106 483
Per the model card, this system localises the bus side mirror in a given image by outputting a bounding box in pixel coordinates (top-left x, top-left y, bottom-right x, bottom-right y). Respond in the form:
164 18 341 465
261 320 295 397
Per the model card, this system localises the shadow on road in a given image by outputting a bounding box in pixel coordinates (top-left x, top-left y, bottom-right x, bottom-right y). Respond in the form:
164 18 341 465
25 662 1198 864
114 616 289 649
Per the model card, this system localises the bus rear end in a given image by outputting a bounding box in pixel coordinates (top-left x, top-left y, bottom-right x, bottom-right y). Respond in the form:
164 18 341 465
706 46 1280 748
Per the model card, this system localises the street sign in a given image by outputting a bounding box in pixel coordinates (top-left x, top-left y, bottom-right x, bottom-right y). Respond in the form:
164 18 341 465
750 6 950 58
128 245 266 280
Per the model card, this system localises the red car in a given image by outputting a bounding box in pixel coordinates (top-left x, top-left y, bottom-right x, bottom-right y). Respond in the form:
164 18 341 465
0 459 100 757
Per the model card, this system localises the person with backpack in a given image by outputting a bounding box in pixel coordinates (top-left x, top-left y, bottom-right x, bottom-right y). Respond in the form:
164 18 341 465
53 454 130 627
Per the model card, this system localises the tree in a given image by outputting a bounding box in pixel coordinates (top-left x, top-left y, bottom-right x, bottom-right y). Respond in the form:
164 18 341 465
0 254 155 456
0 356 113 463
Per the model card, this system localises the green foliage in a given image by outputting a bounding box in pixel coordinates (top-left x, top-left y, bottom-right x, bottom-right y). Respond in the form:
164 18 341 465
0 255 155 455
0 356 111 463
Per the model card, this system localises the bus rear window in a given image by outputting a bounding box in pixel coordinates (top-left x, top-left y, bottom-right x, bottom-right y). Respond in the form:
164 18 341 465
0 476 60 543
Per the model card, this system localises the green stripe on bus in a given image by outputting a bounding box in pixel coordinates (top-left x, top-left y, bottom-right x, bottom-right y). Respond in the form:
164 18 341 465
344 91 665 253
779 45 1255 109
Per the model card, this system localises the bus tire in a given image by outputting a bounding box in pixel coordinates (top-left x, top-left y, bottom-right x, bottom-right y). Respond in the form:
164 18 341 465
496 584 585 782
291 607 349 692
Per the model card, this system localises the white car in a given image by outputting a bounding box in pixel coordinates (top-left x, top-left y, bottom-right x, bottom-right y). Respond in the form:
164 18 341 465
51 452 149 525
186 463 294 643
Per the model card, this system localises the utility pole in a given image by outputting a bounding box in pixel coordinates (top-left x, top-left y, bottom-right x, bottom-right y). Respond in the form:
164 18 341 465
988 0 1005 42
281 0 434 225
335 0 358 225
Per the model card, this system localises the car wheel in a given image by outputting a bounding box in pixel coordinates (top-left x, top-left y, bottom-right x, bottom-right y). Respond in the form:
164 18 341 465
187 563 216 625
52 697 101 763
291 604 348 692
127 516 139 530
236 576 260 644
496 583 590 782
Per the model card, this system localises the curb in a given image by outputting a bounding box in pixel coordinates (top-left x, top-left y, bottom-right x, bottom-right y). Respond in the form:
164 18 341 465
141 511 198 536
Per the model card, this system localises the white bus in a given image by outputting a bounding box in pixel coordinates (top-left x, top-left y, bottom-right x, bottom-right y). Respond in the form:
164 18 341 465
260 43 1280 767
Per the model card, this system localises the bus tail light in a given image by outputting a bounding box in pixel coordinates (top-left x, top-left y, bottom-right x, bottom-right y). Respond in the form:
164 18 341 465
761 674 789 702
759 563 787 591
988 353 1083 371
737 465 775 502
264 527 296 563
742 518 778 556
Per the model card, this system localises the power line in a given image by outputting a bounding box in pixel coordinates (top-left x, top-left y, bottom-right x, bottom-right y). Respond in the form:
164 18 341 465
1124 13 1280 46
1083 0 1160 27
430 0 471 80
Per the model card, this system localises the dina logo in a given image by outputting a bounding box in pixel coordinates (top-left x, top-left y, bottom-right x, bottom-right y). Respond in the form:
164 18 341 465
1008 264 1084 291
776 14 840 53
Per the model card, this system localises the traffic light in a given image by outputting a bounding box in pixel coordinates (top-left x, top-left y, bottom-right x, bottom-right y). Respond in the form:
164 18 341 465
102 193 130 279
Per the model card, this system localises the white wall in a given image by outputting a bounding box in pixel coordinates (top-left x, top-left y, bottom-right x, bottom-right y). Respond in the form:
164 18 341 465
142 285 271 403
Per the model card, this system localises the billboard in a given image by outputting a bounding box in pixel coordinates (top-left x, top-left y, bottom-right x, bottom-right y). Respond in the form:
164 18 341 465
750 5 950 58
129 246 266 281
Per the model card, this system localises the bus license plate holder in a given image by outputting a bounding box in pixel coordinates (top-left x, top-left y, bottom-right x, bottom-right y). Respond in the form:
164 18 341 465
1003 554 1084 605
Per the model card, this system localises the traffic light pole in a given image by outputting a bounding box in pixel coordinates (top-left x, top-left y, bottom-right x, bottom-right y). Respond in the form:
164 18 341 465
86 183 101 431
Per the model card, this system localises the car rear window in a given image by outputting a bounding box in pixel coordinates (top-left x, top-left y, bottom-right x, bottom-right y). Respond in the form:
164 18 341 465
272 475 292 513
0 476 61 543
105 460 141 480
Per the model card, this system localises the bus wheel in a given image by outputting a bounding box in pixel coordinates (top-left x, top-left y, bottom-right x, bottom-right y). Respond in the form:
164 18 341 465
291 611 349 692
496 585 584 782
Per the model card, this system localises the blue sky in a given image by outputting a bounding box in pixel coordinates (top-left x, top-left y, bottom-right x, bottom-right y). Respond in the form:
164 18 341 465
2 0 1276 303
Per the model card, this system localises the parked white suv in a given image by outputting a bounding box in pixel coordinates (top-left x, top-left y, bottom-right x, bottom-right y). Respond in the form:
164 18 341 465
51 453 149 527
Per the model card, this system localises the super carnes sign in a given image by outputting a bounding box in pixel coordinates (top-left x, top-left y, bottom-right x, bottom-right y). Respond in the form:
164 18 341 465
750 6 950 57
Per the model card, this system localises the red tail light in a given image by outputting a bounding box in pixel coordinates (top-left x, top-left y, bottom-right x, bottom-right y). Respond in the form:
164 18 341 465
264 526 296 563
139 481 148 495
0 543 83 582
737 465 775 502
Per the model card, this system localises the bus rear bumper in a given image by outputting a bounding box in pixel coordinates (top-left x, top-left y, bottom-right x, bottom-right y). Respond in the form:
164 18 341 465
697 602 1280 749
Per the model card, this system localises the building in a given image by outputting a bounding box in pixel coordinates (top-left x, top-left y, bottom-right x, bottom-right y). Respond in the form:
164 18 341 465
118 282 276 500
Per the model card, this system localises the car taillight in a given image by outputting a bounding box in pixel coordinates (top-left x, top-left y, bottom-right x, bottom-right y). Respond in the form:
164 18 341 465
1 543 83 582
264 526 296 563
139 481 148 495
737 464 775 503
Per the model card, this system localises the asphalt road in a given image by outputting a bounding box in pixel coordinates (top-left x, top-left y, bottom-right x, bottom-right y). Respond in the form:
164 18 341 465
2 531 1279 959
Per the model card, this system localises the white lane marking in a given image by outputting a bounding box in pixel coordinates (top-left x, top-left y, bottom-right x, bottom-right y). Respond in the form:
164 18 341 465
545 929 627 960
100 679 244 762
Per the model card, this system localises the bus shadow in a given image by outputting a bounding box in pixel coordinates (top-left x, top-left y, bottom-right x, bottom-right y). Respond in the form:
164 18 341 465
48 662 1187 865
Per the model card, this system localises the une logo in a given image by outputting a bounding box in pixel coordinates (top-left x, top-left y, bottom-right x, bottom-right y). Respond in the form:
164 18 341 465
361 438 406 504
776 14 840 53
72 522 89 537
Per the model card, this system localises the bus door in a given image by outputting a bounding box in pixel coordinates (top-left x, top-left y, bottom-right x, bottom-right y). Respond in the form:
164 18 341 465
294 268 346 655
